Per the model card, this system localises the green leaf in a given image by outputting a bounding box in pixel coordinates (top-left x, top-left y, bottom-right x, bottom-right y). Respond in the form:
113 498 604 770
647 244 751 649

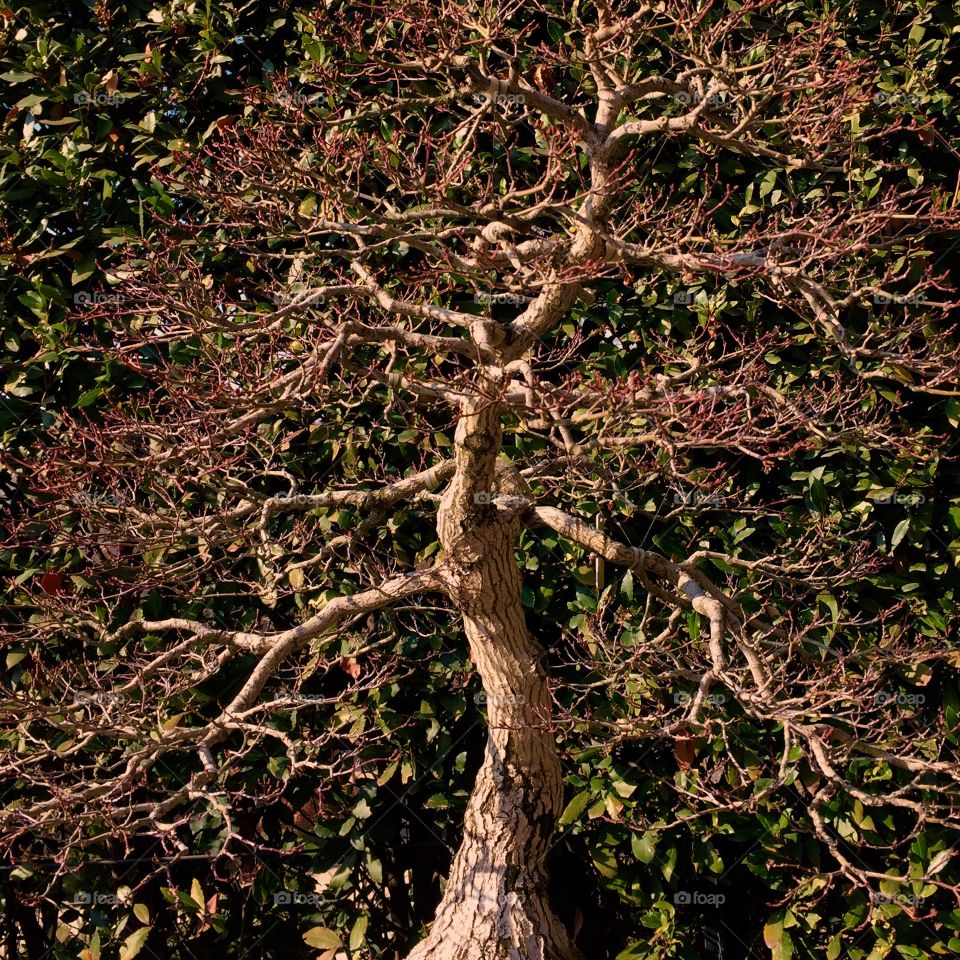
946 399 960 427
75 387 104 408
759 170 778 198
16 94 47 110
267 755 289 779
71 254 97 285
558 789 591 826
817 593 839 623
631 832 657 864
303 927 342 950
591 846 618 878
377 761 398 785
349 915 368 951
891 518 910 550
660 843 677 882
305 41 327 63
118 927 152 960
764 917 794 960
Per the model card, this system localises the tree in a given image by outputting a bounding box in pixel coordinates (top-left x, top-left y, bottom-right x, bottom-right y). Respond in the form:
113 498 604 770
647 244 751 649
4 2 960 958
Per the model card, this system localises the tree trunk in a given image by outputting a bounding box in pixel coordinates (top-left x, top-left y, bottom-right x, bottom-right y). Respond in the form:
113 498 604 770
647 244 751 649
405 390 581 960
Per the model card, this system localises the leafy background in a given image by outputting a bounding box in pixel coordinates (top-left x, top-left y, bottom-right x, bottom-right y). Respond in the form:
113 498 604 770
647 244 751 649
2 1 960 959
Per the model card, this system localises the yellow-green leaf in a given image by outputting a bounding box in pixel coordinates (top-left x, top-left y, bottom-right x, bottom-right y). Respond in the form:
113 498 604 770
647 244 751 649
558 789 591 826
118 927 151 960
190 878 203 907
304 927 342 950
349 915 368 951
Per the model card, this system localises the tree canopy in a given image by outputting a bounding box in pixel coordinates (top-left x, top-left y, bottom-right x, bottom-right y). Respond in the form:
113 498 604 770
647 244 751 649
3 2 960 959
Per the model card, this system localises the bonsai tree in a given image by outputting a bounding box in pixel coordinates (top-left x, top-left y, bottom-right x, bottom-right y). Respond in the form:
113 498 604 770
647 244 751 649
4 2 960 957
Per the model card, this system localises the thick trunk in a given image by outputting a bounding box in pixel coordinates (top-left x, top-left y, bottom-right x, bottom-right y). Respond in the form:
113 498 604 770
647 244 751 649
405 393 580 960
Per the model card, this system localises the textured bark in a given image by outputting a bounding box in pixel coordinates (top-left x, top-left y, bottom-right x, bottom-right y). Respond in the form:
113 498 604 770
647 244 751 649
405 387 581 960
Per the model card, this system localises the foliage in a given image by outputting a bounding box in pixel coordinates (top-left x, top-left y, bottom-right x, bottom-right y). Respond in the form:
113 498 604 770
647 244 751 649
3 1 960 959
